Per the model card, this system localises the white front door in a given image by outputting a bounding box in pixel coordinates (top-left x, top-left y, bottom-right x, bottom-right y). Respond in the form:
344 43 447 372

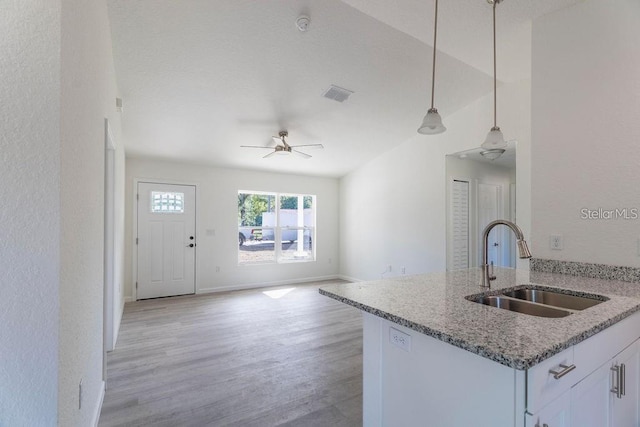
136 182 196 299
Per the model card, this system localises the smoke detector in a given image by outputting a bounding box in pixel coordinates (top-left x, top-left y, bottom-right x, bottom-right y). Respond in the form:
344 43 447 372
296 15 310 32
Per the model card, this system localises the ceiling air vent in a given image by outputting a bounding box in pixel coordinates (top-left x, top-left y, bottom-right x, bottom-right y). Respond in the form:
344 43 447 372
322 85 354 103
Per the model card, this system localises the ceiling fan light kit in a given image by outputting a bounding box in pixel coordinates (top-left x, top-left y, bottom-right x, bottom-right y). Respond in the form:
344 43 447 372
241 130 323 159
480 148 506 160
418 0 446 135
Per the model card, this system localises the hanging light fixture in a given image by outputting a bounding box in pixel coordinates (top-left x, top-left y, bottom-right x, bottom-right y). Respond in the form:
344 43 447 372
481 0 507 153
418 0 446 135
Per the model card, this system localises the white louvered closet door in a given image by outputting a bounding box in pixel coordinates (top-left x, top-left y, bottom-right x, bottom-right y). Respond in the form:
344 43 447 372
451 180 470 270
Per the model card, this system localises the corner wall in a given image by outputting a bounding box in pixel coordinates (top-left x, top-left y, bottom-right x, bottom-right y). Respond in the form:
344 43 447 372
124 158 340 299
0 2 61 424
60 0 124 425
531 0 640 267
339 79 532 281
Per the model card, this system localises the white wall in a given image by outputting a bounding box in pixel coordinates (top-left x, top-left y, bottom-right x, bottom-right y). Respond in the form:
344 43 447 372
60 0 124 425
531 0 640 267
446 156 515 268
340 79 532 281
0 2 61 424
125 157 340 299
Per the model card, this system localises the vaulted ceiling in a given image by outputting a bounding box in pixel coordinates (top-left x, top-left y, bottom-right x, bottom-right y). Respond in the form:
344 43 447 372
108 0 582 177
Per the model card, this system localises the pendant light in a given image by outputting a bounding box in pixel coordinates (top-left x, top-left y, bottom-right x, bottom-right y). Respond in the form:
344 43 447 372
481 0 507 151
418 0 446 135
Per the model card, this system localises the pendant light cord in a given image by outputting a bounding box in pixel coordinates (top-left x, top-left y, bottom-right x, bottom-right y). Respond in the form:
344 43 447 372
430 0 439 109
492 0 497 128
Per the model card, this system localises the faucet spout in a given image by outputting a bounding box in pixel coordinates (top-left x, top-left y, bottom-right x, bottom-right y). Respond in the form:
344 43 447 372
481 219 531 288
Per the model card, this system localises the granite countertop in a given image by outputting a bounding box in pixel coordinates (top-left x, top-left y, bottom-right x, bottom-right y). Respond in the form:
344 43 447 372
319 268 640 370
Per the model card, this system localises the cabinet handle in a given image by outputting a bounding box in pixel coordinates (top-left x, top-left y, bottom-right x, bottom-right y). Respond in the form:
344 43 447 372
535 424 549 427
611 364 622 399
549 363 576 379
620 363 626 397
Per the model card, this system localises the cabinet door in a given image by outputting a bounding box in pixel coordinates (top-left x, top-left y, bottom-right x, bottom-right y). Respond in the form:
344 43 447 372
526 389 571 427
570 360 611 427
612 340 639 427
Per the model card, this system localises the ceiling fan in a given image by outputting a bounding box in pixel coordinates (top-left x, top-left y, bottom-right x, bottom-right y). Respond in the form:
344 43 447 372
241 131 324 159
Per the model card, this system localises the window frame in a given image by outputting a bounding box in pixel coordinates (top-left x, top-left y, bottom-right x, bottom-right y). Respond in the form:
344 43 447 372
238 191 316 265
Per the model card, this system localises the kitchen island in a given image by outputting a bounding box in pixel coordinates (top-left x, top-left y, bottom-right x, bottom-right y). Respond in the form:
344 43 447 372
320 268 640 426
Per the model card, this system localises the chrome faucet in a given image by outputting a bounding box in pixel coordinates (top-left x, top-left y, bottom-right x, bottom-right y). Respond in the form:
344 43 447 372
481 219 532 288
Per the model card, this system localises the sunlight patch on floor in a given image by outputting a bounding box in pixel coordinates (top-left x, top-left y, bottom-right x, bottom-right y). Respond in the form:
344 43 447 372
262 287 296 299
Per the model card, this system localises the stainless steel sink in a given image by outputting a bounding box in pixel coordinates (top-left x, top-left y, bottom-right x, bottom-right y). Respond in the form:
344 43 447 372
476 295 572 318
467 286 608 318
502 289 603 311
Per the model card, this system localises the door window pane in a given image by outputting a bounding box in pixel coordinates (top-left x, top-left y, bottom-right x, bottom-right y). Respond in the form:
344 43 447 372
151 192 184 213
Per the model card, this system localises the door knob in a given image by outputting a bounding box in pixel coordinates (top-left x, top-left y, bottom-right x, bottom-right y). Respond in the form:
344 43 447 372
493 242 499 247
190 236 194 240
187 243 195 248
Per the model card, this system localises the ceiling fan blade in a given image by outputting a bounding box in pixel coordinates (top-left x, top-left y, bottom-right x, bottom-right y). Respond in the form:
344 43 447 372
290 144 324 150
241 145 273 149
263 151 278 158
292 150 312 159
272 136 282 145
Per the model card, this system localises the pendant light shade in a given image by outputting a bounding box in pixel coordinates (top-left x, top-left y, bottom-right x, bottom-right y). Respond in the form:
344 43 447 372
418 108 445 134
481 0 507 150
418 0 446 135
483 126 505 148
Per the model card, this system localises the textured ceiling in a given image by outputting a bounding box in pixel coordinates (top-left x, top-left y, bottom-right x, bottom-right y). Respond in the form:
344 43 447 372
107 0 581 177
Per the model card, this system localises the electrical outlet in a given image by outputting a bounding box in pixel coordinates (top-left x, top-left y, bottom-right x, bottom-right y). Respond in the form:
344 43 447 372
401 266 406 275
550 235 563 250
390 327 411 352
215 266 220 273
328 258 332 264
388 264 392 273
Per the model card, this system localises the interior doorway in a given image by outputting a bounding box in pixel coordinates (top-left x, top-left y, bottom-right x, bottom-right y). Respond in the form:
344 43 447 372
445 142 516 270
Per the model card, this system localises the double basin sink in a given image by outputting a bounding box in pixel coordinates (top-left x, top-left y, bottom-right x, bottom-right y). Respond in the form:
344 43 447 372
467 286 608 318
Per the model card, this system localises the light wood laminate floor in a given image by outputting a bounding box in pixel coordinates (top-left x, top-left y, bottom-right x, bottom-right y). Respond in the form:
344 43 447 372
99 280 363 427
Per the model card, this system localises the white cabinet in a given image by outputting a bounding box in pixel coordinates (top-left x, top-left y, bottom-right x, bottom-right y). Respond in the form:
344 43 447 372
526 390 571 427
530 338 640 427
570 357 611 427
610 339 640 426
363 311 640 427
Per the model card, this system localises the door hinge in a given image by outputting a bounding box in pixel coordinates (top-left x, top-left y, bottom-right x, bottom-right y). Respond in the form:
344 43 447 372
135 282 138 289
136 193 139 201
136 237 138 245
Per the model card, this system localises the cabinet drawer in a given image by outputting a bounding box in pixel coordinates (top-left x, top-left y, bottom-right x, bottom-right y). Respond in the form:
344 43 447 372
574 310 640 379
527 346 576 414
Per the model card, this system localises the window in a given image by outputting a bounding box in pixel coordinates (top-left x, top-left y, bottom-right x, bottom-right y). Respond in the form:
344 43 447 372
238 191 316 264
151 191 184 213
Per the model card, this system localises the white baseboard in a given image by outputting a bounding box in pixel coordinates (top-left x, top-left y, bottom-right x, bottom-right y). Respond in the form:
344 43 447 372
124 296 133 303
337 274 362 283
197 275 342 294
92 380 105 427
